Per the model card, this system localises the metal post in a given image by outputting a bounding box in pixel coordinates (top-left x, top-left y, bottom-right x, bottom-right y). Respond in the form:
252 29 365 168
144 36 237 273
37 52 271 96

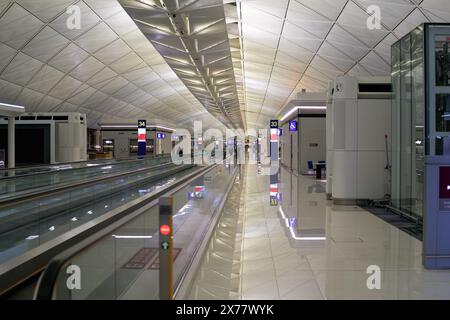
159 196 173 300
8 116 15 169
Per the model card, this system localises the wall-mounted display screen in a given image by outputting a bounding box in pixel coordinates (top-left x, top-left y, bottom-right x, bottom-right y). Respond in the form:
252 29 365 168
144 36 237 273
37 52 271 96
439 166 450 211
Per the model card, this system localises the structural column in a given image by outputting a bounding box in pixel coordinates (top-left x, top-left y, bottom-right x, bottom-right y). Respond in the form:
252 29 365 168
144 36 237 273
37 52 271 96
8 116 15 169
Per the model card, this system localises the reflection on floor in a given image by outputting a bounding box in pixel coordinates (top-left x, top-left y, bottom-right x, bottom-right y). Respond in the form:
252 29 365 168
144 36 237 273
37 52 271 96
189 164 450 300
187 168 245 299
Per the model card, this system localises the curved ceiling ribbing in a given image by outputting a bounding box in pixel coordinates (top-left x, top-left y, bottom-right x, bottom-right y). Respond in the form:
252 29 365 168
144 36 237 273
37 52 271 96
118 0 245 130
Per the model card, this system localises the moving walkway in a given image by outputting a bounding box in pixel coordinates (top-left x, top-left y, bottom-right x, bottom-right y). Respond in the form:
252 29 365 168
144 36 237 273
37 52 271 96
33 162 239 300
0 155 171 202
0 158 201 297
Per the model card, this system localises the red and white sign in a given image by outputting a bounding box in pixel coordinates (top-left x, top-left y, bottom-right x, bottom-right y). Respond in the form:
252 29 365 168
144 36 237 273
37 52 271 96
270 128 279 142
270 183 278 196
194 186 205 193
138 128 146 142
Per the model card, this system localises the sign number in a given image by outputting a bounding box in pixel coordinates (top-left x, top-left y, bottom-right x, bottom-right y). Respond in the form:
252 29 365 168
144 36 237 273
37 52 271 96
270 120 279 129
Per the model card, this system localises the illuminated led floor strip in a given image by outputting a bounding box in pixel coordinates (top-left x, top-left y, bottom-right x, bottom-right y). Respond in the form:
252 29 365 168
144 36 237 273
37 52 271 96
279 206 326 241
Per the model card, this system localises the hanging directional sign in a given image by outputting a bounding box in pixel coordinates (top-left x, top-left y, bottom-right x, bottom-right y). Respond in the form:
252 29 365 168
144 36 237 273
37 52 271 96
270 120 279 129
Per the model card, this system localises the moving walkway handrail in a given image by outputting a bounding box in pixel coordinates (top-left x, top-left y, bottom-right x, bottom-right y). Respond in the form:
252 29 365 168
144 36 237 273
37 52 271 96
33 163 220 300
0 157 173 206
0 153 171 179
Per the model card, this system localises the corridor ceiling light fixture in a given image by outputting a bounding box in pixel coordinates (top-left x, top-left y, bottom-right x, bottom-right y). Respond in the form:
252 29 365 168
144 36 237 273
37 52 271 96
112 235 153 239
280 106 327 122
165 56 192 65
0 102 25 111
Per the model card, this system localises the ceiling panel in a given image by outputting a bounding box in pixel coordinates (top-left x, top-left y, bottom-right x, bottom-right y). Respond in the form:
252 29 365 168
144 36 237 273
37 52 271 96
0 3 45 49
227 0 450 128
0 52 43 85
22 26 70 63
27 64 65 94
16 0 76 22
0 0 224 129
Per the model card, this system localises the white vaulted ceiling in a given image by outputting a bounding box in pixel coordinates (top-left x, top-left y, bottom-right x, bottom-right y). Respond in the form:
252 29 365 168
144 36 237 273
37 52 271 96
229 0 450 128
1 0 449 130
0 0 227 129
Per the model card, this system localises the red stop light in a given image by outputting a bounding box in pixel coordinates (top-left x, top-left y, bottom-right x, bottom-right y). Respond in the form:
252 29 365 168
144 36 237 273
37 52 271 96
160 224 171 236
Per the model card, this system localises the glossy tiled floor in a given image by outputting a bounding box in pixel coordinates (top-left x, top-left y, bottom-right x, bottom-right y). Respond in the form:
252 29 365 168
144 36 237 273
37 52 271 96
190 164 450 300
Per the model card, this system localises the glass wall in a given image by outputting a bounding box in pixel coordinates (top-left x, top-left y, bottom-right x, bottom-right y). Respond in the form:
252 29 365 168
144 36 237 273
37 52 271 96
391 26 425 218
431 29 450 156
